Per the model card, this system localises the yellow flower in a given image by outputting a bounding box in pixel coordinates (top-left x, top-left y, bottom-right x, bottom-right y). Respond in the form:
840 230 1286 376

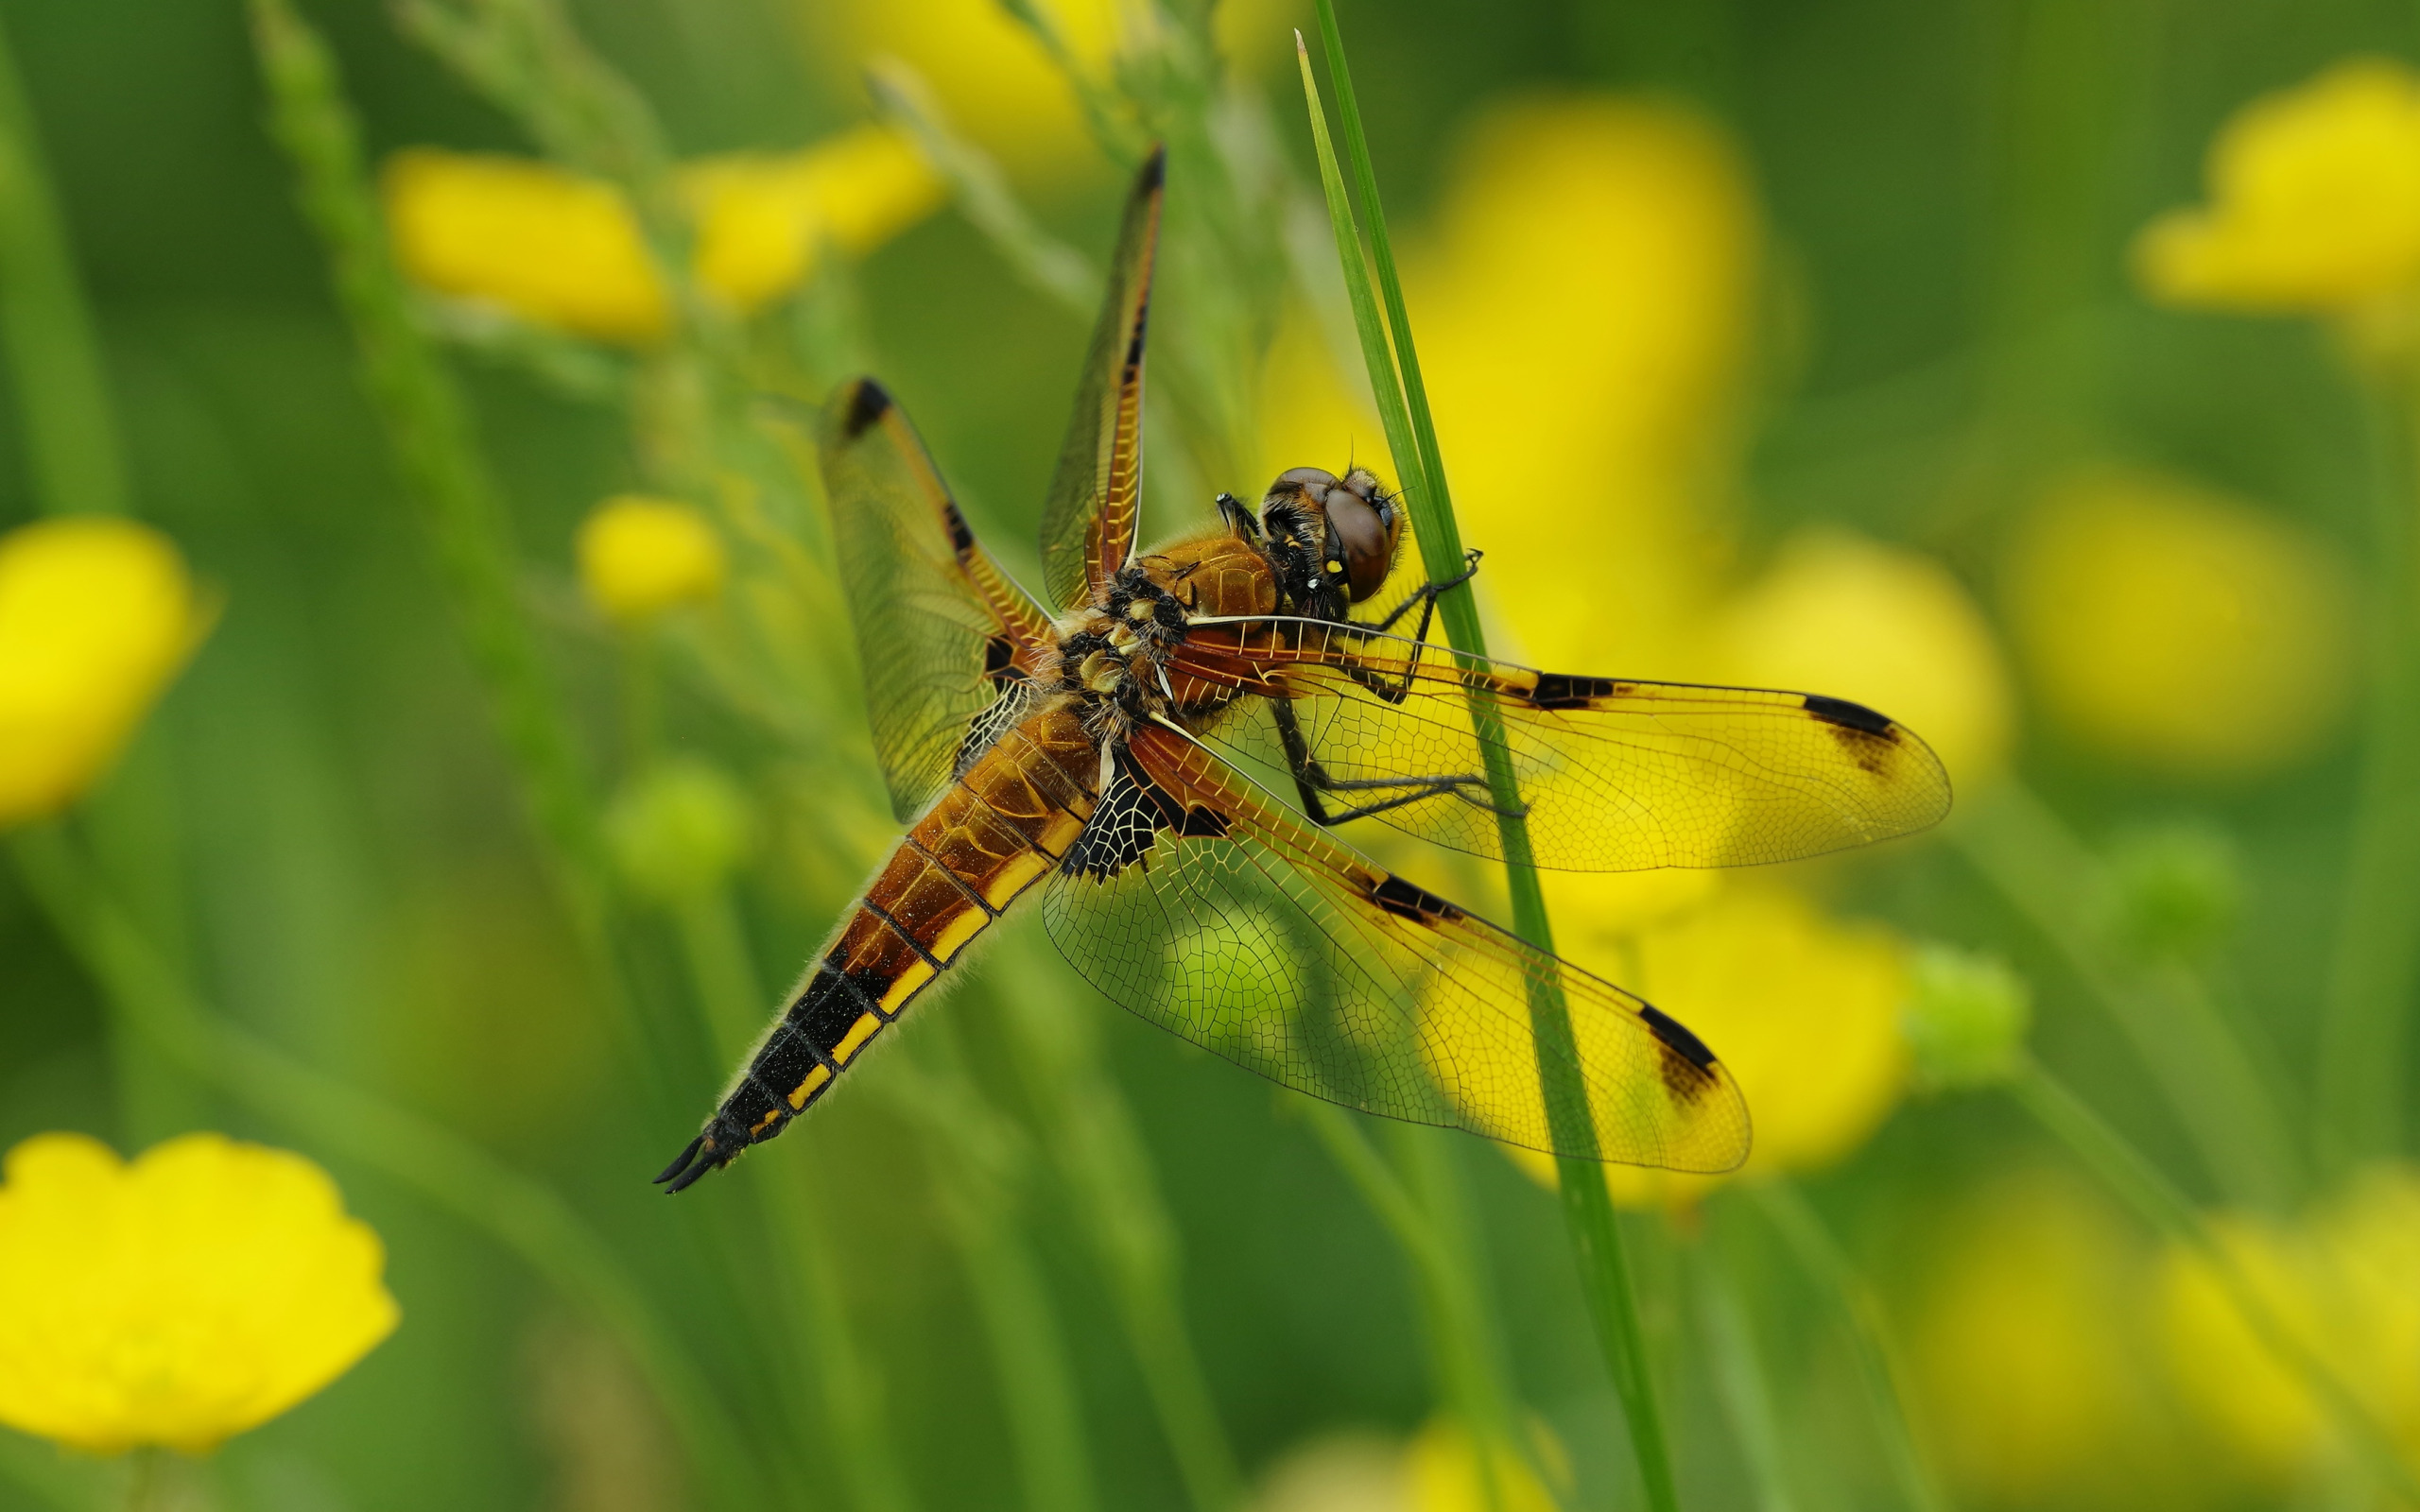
1714 528 2013 790
682 126 944 311
803 0 1122 180
1404 1417 1560 1512
384 127 939 343
0 517 210 830
1907 1169 2194 1507
2004 467 2355 779
0 1132 397 1453
2136 59 2420 313
577 495 728 625
2158 1166 2420 1484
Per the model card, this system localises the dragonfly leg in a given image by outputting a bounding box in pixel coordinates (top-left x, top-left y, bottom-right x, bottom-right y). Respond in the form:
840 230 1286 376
1270 696 1525 826
1366 549 1483 638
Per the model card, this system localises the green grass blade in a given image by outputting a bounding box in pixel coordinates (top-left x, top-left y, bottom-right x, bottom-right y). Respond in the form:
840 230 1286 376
0 9 129 517
1298 9 1682 1507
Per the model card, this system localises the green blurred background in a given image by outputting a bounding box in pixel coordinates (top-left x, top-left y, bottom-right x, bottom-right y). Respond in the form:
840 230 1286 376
4 0 2418 1508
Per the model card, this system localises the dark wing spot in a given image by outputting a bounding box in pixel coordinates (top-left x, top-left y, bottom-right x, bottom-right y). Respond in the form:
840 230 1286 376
840 377 892 440
943 500 977 555
1528 673 1618 712
1370 873 1466 925
1802 694 1895 737
1640 1005 1720 1106
1640 1005 1717 1070
1135 141 1167 193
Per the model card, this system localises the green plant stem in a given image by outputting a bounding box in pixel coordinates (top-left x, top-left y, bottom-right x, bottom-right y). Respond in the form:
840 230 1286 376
2007 1058 2420 1503
2316 370 2420 1174
1687 1255 1800 1512
990 935 1242 1512
1305 1107 1519 1512
245 0 665 1102
1297 14 1677 1507
8 826 773 1512
1950 782 2298 1209
879 1025 1099 1512
0 9 128 518
1747 1183 1949 1512
668 879 920 1512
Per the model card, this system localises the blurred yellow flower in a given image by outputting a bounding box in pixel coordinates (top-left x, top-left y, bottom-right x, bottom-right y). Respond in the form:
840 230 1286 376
2136 59 2420 313
1908 1169 2193 1507
1246 1418 1561 1512
1404 1416 1559 1512
577 495 728 625
1254 94 1757 674
0 517 210 830
2159 1166 2420 1483
385 149 667 342
0 1132 397 1454
2004 467 2355 779
384 126 940 344
1715 528 2013 790
801 0 1120 180
1507 886 1910 1206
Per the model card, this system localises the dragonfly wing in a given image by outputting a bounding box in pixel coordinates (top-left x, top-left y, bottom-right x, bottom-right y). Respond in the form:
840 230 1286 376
1036 146 1164 612
820 377 1058 821
1175 619 1952 871
1041 723 1751 1171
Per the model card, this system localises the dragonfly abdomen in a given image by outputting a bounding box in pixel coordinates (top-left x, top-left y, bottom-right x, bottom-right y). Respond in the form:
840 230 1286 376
658 708 1098 1193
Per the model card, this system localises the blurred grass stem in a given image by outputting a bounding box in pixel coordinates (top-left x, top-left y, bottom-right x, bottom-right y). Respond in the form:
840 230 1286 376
2008 1057 2420 1502
1305 1106 1521 1512
0 9 129 518
672 882 926 1512
247 0 666 1105
990 934 1242 1512
1297 14 1679 1506
1688 1257 1800 1512
2316 369 2420 1173
1747 1182 1948 1512
9 823 776 1510
881 1022 1101 1512
1951 782 2299 1209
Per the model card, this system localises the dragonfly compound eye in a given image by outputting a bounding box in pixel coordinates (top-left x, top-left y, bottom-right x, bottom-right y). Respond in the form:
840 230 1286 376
1324 484 1394 603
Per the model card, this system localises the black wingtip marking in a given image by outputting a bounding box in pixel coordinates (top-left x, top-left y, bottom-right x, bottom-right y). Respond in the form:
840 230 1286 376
1802 694 1894 737
1136 142 1167 192
839 378 892 440
1640 1005 1718 1071
943 499 976 554
1371 873 1465 925
653 1134 710 1191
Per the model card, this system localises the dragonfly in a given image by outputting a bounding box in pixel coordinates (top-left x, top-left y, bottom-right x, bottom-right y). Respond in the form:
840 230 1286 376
654 147 1951 1194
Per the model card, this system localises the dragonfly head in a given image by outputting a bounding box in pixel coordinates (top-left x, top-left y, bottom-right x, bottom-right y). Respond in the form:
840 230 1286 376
1258 466 1403 616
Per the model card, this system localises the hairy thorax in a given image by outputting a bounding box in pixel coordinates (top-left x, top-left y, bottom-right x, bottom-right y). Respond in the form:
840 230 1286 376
1048 526 1277 747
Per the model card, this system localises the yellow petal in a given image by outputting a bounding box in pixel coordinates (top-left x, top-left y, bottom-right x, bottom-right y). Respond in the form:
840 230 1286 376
2135 57 2420 312
682 126 942 313
0 517 209 829
0 1132 398 1453
383 148 671 343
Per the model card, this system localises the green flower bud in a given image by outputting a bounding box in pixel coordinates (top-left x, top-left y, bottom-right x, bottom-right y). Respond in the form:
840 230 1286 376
2101 821 2244 962
605 758 752 905
1902 944 2031 1092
